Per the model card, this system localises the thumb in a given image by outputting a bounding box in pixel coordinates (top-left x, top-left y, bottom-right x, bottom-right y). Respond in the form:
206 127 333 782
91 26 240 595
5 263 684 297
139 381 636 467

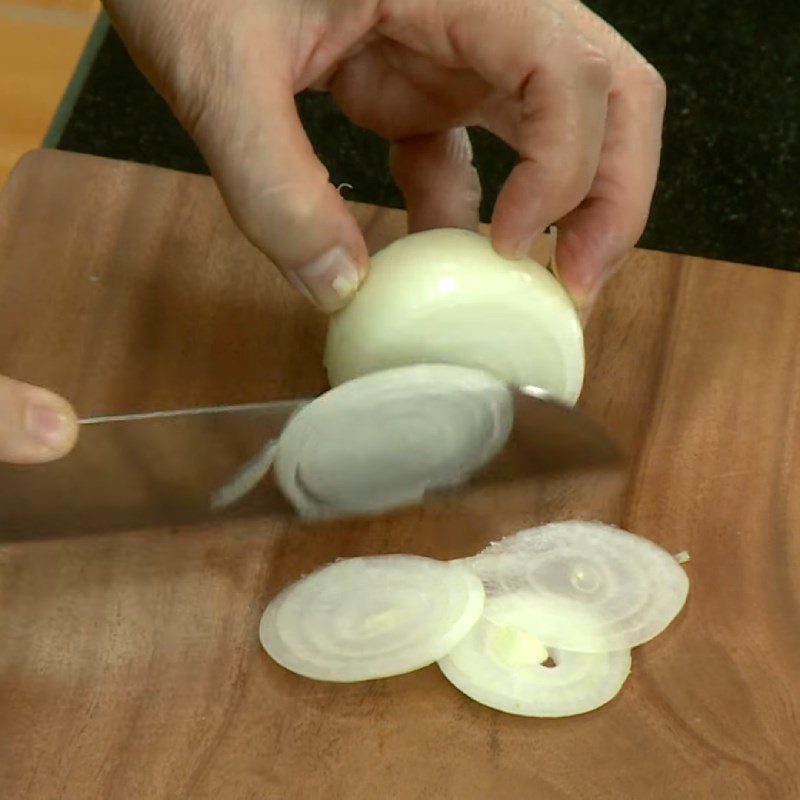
181 64 369 311
0 375 78 464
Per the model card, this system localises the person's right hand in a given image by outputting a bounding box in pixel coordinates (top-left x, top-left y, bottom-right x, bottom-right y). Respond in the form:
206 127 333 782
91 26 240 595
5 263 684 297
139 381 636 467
104 0 666 315
0 375 78 464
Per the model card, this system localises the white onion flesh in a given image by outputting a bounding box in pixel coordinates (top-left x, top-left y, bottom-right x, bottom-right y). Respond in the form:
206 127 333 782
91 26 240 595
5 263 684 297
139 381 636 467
273 363 513 518
467 521 689 652
438 594 631 717
325 228 585 406
210 439 278 510
259 555 485 682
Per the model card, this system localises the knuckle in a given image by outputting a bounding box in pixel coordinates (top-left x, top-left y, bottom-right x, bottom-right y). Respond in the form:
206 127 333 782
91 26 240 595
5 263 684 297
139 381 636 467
623 205 649 244
576 46 613 90
615 192 653 246
245 167 331 241
282 180 330 228
328 62 388 135
563 173 594 210
632 62 667 109
540 153 594 210
564 161 596 208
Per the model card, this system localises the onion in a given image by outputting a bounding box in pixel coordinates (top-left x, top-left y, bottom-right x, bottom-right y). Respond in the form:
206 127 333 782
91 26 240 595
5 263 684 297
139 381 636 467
273 363 513 518
325 228 585 406
210 439 278 510
467 521 689 652
218 229 582 516
438 594 632 717
259 555 485 682
257 521 688 716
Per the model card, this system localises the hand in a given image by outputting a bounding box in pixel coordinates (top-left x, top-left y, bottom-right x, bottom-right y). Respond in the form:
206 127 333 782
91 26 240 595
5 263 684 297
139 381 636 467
0 375 78 463
104 0 665 314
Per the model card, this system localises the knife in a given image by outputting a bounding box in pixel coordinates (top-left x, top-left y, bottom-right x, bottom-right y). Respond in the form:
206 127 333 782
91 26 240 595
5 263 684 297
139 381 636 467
0 389 621 541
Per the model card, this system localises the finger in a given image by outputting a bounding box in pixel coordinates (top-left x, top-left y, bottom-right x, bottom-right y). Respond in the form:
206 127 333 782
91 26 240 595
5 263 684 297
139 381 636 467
382 0 612 259
328 37 490 140
390 128 482 233
489 40 612 259
173 47 370 312
555 64 667 312
0 375 78 464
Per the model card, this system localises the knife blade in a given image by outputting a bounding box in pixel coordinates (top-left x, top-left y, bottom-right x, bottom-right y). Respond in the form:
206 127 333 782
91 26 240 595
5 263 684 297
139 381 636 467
0 388 621 541
0 400 304 541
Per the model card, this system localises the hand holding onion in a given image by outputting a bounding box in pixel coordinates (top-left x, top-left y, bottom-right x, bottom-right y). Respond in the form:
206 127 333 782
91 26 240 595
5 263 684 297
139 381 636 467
2 0 665 464
104 0 666 312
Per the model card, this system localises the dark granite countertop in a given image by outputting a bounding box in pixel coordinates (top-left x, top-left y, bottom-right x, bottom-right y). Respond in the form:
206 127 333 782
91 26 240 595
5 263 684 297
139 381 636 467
54 1 798 271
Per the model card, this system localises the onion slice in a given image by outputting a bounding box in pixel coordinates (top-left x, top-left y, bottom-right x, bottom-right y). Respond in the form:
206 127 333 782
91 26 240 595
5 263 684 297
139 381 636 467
467 521 689 652
438 594 631 717
273 364 513 518
210 439 278 510
259 555 485 682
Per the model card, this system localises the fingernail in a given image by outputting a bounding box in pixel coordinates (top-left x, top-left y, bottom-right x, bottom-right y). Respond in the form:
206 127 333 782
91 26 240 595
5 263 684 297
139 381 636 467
512 228 545 260
291 246 362 312
25 403 71 450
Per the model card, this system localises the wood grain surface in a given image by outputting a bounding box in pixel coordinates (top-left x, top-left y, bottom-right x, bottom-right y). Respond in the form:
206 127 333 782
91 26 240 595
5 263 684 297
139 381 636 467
0 150 798 800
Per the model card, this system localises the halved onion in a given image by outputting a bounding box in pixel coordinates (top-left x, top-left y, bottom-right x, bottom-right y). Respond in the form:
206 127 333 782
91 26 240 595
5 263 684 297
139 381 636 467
438 594 631 717
273 363 513 518
259 555 485 682
325 228 585 406
467 521 689 652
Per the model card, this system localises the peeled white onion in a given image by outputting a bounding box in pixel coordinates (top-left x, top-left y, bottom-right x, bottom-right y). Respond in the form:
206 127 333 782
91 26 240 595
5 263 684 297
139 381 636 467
273 363 513 518
325 228 585 406
259 555 485 682
438 594 631 717
467 521 690 652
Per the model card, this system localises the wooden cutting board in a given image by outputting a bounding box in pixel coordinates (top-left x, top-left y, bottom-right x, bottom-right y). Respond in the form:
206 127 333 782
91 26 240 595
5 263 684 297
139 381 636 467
0 150 797 800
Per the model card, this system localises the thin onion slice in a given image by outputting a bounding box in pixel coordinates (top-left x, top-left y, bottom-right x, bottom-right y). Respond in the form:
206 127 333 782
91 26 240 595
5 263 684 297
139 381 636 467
210 439 278 510
259 555 485 682
325 228 584 406
467 521 689 652
438 595 631 717
273 364 513 518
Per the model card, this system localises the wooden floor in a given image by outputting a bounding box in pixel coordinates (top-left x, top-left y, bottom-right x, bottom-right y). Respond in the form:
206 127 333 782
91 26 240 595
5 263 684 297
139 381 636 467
0 0 99 185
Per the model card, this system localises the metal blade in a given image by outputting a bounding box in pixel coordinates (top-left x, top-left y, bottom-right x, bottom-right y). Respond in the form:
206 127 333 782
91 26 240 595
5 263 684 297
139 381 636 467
0 389 622 542
0 401 305 541
477 386 622 484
